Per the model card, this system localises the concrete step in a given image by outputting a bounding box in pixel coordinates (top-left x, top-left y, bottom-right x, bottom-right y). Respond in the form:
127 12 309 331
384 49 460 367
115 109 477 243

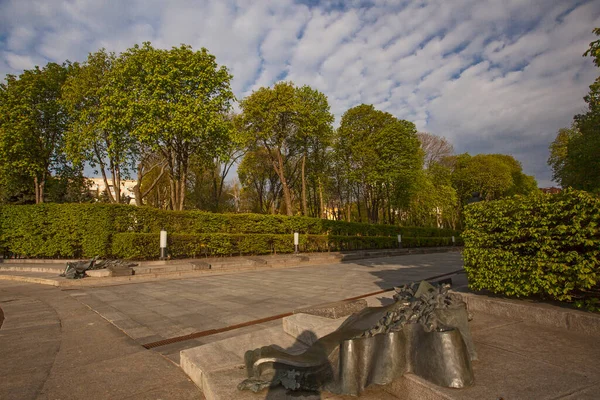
180 291 600 400
179 313 445 399
0 264 65 273
132 259 256 275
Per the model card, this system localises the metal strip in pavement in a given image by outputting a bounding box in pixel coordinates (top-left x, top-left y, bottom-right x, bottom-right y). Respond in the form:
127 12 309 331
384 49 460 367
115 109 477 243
141 268 465 350
142 312 293 349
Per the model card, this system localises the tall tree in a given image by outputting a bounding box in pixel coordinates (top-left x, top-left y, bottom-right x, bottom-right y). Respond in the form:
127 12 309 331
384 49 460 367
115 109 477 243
335 104 422 223
238 147 282 214
548 28 600 193
0 62 71 203
293 86 334 216
239 82 333 216
62 49 138 203
451 153 537 202
205 115 248 212
111 43 234 210
416 132 454 169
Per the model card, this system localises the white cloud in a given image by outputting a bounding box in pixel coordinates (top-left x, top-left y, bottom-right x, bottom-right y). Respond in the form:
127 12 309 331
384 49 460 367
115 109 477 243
1 0 599 187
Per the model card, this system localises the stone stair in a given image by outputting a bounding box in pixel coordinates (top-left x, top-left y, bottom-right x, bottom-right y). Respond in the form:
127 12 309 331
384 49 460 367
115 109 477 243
0 247 462 286
179 290 600 400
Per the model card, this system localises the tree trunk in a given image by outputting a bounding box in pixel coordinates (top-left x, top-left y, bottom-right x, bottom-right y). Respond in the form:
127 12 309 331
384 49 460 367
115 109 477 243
135 160 167 207
34 176 40 204
318 178 325 219
111 163 121 204
38 178 45 203
273 152 293 216
134 183 143 207
346 199 351 222
94 144 115 203
178 164 187 211
169 179 177 211
301 155 308 216
134 161 144 206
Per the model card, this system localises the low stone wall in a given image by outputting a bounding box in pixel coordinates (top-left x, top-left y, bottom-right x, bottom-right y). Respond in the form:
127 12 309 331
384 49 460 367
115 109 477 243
458 291 600 337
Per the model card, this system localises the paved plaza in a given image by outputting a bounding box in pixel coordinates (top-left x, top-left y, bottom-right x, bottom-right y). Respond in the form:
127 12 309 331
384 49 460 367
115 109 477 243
66 252 463 359
0 252 462 399
2 251 600 400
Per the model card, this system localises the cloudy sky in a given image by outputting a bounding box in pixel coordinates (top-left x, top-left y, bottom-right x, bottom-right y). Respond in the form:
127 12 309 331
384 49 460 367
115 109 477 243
1 0 599 187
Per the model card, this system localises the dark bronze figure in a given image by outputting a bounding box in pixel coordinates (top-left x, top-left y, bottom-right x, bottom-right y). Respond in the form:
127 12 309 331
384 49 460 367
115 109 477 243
238 281 476 396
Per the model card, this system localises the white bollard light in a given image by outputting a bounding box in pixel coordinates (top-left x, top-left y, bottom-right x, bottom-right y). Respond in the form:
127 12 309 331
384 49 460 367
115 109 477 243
294 232 299 253
160 229 168 259
452 236 456 246
397 234 402 249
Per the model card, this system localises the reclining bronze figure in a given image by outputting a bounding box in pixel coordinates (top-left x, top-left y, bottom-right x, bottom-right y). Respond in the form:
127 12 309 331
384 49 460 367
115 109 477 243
238 281 476 396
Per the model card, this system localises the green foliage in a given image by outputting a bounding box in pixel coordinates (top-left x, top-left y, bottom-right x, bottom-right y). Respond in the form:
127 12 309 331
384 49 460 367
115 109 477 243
62 49 136 203
0 62 72 203
463 190 600 308
401 166 460 229
239 82 334 216
549 28 600 194
0 204 460 258
333 104 423 224
451 153 537 203
238 148 282 214
111 232 458 259
109 42 235 210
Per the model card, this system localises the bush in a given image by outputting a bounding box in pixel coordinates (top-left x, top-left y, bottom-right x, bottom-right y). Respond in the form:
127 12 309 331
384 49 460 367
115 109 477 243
110 233 460 259
0 203 461 259
463 189 600 304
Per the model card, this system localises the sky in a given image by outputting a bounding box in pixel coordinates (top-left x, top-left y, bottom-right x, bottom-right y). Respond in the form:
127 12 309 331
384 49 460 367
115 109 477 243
1 0 599 187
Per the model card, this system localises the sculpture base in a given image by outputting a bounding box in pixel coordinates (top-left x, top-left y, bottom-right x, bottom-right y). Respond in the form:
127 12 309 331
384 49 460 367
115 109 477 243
180 324 451 400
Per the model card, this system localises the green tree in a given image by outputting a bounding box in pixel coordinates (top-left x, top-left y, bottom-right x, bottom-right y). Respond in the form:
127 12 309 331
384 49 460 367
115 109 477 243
0 62 71 203
403 162 460 228
548 28 600 193
239 82 334 216
62 49 138 203
334 104 422 223
451 153 537 202
238 147 282 214
110 43 234 210
204 114 248 212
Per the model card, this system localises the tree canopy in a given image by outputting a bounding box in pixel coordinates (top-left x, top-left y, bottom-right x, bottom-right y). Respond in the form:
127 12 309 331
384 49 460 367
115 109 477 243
239 82 333 216
0 62 72 203
109 43 235 210
548 28 600 193
334 104 423 223
0 40 545 229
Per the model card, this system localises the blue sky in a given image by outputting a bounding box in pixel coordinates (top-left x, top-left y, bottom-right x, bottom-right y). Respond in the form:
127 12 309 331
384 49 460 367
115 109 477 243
1 0 599 187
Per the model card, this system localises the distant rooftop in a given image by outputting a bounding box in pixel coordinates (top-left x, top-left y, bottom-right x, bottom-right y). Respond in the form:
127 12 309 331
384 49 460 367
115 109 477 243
539 187 561 194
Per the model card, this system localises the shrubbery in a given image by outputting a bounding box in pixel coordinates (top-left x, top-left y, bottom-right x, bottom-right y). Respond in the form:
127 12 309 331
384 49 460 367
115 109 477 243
110 233 459 259
0 203 461 259
463 189 599 308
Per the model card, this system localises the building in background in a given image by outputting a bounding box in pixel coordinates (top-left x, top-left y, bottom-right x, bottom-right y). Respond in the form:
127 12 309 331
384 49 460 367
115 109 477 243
88 178 137 204
539 187 562 194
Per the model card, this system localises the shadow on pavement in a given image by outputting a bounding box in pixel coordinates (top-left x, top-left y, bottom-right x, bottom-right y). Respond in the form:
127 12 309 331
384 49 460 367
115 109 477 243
257 330 329 399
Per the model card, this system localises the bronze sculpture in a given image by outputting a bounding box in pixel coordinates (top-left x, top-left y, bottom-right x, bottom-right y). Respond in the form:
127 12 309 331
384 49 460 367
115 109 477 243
238 281 476 396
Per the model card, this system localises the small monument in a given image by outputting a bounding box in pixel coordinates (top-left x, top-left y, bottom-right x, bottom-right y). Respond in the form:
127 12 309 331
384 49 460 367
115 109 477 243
238 281 476 396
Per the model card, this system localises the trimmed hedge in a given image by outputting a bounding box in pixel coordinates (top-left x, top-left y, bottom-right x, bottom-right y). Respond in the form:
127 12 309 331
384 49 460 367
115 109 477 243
111 233 459 259
463 189 600 305
0 203 461 259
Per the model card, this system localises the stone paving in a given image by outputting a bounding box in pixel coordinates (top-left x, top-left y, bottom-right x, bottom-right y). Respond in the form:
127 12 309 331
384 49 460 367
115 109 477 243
2 250 600 400
63 253 460 359
0 281 202 400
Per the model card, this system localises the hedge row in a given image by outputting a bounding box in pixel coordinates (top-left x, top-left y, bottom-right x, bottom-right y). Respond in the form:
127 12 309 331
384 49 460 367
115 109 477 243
0 203 461 259
463 189 599 304
111 233 460 259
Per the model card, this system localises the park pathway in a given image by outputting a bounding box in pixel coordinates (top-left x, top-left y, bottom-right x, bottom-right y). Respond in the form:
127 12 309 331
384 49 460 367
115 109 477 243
66 252 463 361
0 280 202 400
